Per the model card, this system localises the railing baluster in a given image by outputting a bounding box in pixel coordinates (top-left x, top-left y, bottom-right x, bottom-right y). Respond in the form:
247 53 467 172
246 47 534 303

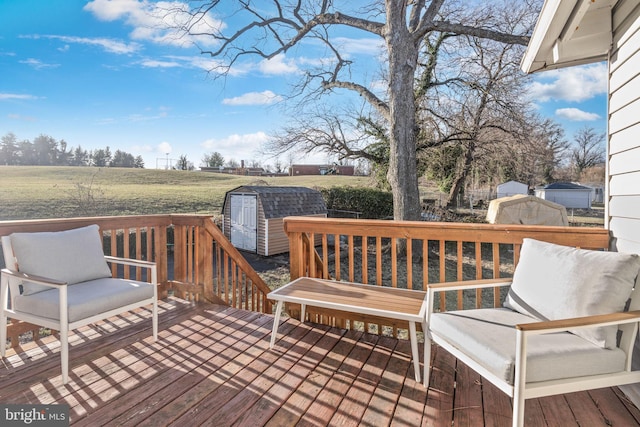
475 241 483 308
406 238 412 289
348 235 354 282
334 234 341 281
422 239 429 290
493 243 501 307
391 238 397 288
362 236 368 285
376 236 382 286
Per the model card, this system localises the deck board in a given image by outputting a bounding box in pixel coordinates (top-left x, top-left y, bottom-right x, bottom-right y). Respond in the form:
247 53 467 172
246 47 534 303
1 298 639 426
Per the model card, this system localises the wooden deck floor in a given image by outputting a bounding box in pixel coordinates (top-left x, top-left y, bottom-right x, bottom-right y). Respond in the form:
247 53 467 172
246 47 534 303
1 298 639 426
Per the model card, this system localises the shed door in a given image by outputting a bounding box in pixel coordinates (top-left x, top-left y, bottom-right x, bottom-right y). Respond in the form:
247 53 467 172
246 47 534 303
229 194 257 252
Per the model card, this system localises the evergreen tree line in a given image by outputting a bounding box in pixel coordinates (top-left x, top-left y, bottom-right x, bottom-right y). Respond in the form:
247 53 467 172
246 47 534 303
0 133 144 168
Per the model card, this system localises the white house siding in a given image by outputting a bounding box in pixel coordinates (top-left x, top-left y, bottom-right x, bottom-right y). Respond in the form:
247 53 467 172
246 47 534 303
608 0 640 254
609 0 640 406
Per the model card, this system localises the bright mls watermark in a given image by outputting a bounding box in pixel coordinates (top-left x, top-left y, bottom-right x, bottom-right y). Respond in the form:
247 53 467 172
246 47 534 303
1 405 69 426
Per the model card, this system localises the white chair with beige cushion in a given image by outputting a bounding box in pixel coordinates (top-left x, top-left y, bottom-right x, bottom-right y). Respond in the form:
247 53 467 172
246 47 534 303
0 224 158 384
425 238 640 427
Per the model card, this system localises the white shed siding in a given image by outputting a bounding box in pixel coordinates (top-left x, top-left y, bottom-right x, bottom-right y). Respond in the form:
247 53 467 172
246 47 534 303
496 181 528 198
608 0 640 254
609 0 640 406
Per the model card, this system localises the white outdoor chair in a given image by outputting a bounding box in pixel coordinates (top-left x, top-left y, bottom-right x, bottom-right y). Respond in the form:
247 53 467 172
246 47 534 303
425 238 640 427
1 224 158 384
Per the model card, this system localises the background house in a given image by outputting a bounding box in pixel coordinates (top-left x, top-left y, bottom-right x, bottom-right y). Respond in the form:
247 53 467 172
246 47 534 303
289 164 355 176
521 0 640 407
221 186 327 256
534 182 593 209
496 180 529 198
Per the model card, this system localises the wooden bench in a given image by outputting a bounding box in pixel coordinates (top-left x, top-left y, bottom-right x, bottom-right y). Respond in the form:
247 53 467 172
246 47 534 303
267 277 428 383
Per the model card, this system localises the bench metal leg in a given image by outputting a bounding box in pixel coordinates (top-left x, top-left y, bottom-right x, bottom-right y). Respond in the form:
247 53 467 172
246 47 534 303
300 304 306 323
0 275 8 358
423 319 430 388
409 321 421 383
270 300 284 349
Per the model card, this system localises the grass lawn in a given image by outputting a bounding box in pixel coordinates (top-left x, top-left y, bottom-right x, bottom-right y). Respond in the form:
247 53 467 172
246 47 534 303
0 166 373 221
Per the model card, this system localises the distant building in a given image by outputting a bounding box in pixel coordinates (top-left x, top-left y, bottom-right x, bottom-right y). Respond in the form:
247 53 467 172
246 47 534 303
290 164 355 176
582 183 605 204
496 180 528 198
200 160 266 176
535 182 593 209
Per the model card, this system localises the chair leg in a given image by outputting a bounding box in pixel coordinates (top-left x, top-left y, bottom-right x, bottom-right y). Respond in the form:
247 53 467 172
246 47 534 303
60 329 69 385
270 300 283 349
152 299 158 341
59 286 69 385
0 276 8 357
513 329 527 427
408 321 421 383
0 314 6 358
423 320 430 388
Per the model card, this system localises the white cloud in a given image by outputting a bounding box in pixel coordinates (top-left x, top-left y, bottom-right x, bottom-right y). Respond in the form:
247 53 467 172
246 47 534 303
528 63 607 102
555 108 601 121
32 35 141 55
19 58 60 70
158 141 173 154
0 93 38 100
84 0 225 48
333 37 385 57
139 59 182 68
7 113 37 122
131 143 154 153
259 54 299 75
201 132 270 160
222 90 283 106
162 55 231 73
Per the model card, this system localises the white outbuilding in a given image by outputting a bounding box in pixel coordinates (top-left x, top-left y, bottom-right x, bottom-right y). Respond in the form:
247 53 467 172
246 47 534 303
534 182 593 209
496 181 528 198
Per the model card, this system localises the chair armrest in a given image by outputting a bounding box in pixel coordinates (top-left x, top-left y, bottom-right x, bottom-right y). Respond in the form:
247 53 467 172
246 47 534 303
427 278 512 292
1 268 67 288
516 310 640 335
104 256 156 269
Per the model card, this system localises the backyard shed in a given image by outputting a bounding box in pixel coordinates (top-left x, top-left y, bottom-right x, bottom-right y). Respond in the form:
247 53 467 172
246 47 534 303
486 195 568 226
496 180 528 198
221 186 327 256
534 182 593 209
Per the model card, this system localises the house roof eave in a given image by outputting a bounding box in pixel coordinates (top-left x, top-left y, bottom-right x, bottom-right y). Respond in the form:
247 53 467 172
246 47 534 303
521 0 617 74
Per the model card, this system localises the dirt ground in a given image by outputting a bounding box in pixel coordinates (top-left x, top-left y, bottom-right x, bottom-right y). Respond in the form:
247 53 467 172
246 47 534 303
242 251 292 290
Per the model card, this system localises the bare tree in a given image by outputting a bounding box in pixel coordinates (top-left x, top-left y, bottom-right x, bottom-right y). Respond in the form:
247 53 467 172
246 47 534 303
171 0 532 220
176 154 194 170
571 126 605 178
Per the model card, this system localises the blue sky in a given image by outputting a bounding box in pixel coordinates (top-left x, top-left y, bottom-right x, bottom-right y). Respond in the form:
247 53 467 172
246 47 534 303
0 0 608 169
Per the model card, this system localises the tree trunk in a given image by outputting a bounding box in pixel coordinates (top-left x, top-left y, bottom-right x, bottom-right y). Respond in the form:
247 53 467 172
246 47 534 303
385 1 421 222
446 141 475 208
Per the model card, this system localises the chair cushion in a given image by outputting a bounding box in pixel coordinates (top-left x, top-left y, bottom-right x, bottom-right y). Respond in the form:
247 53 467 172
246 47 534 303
10 225 112 295
504 238 640 348
430 308 627 385
13 277 154 323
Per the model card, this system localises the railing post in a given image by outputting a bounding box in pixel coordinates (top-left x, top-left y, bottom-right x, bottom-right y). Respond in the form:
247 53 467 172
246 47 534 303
155 225 168 286
199 225 214 302
287 229 305 280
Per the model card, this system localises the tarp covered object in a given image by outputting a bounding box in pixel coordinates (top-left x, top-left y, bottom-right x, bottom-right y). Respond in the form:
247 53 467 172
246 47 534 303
486 195 568 226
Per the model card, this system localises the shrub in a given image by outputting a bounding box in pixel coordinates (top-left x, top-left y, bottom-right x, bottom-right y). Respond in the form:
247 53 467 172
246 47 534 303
320 186 393 219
